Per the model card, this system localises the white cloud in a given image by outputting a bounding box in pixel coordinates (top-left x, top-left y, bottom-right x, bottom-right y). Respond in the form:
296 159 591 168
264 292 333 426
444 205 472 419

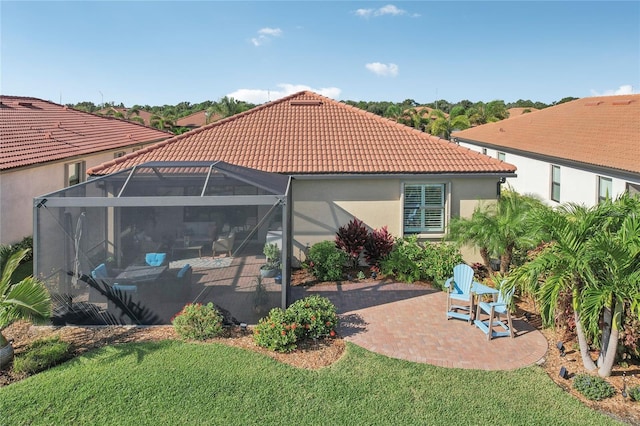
251 27 283 46
354 4 410 18
590 84 635 96
228 84 341 104
258 27 282 37
365 62 399 77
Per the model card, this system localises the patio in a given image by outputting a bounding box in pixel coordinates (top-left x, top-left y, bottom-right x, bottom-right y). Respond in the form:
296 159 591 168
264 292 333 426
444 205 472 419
291 280 548 371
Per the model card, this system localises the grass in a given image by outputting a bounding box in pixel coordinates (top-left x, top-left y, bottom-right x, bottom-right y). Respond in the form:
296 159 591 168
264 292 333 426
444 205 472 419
0 341 621 425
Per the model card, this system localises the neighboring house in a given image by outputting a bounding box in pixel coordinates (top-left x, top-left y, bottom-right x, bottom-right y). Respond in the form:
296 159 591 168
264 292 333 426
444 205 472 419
175 110 221 129
97 107 154 126
453 95 640 207
506 107 538 118
88 91 516 259
0 96 171 245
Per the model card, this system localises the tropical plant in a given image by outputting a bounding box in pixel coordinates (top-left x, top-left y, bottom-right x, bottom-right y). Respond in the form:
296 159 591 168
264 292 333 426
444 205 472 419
205 96 252 121
467 100 509 125
428 109 470 139
0 249 52 367
335 218 368 268
363 226 395 267
572 374 616 401
447 190 546 274
379 235 424 283
262 242 281 270
508 194 640 377
421 242 464 288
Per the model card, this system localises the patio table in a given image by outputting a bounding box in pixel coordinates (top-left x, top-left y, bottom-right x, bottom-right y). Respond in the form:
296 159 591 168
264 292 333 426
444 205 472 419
116 265 168 283
470 282 499 321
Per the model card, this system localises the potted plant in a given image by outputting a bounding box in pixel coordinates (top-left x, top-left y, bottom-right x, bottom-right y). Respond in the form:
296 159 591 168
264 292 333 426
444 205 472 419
260 242 281 278
0 248 52 369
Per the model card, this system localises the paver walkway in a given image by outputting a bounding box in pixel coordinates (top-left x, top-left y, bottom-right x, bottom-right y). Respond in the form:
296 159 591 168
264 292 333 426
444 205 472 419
292 281 548 371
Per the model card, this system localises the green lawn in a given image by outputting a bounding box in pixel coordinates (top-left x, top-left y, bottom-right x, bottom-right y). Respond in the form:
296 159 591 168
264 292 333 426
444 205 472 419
0 341 621 425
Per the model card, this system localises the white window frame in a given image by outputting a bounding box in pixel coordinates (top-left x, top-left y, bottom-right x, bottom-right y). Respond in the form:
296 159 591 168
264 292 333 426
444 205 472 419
402 182 448 236
551 165 561 202
597 176 612 204
65 161 85 187
497 152 505 161
627 182 640 197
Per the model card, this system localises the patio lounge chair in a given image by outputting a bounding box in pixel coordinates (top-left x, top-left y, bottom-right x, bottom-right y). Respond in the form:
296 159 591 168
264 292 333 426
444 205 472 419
212 225 235 257
444 264 475 323
474 282 516 340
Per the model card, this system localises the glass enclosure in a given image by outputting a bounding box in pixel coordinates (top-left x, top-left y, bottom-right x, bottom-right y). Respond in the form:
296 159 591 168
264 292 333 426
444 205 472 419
34 162 291 326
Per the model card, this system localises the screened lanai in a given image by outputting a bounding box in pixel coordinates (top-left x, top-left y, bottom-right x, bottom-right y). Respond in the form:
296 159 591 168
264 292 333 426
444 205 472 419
33 161 291 326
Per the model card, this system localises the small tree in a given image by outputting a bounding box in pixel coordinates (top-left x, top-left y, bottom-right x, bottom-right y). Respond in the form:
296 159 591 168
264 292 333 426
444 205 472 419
363 226 394 267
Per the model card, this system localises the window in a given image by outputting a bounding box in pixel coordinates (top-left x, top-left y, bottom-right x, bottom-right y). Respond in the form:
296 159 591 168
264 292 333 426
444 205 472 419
627 182 640 197
482 148 487 155
497 152 505 161
551 165 561 202
403 183 446 234
114 151 126 158
65 161 85 187
597 176 612 204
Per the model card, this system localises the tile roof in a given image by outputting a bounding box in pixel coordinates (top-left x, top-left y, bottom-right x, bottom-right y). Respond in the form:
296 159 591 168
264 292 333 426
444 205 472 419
176 110 221 128
454 95 640 175
88 91 516 176
1 96 171 171
96 107 154 126
506 107 538 118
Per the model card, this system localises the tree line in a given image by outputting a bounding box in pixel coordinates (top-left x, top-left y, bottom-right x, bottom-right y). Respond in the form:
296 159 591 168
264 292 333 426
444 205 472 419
67 96 578 136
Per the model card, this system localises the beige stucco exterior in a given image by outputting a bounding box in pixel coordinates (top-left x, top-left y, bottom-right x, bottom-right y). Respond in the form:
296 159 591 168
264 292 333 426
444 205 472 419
0 146 148 245
290 175 499 263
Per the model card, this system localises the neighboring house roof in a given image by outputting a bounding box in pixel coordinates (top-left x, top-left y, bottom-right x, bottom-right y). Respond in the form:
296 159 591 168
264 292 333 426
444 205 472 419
454 95 640 175
507 107 538 118
175 110 222 128
97 107 154 126
0 96 171 171
88 91 516 176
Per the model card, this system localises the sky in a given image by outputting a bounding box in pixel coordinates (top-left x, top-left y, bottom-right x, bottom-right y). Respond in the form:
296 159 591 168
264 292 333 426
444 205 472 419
1 1 638 107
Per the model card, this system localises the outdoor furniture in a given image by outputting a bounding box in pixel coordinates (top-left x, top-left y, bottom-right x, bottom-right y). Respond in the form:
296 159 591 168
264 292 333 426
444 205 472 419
171 244 204 259
474 282 515 340
116 264 168 283
212 226 235 256
444 264 475 322
145 253 167 266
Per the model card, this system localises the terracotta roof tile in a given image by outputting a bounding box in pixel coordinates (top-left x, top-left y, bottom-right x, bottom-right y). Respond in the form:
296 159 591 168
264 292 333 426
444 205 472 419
1 96 171 171
455 95 640 174
88 91 516 176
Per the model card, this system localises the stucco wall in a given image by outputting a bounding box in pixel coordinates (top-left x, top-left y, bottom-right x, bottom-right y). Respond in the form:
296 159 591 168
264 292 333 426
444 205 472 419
459 141 640 207
291 176 499 263
0 146 146 245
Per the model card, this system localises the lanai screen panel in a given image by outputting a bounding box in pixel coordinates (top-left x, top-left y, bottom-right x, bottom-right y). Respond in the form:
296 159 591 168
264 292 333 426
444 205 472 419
34 162 290 326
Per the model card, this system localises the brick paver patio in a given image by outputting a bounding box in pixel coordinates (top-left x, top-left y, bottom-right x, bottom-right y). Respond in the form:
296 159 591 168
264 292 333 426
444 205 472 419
292 281 548 371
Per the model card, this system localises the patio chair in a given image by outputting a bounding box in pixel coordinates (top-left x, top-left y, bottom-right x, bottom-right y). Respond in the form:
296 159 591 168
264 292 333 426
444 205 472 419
444 264 475 323
212 226 235 257
474 281 516 340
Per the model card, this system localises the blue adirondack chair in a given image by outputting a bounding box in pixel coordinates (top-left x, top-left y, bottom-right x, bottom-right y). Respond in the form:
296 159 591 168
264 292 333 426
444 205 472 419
444 264 475 323
474 281 516 340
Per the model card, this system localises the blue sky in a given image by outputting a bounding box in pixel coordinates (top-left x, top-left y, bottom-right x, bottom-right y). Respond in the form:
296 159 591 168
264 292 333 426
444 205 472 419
1 1 638 106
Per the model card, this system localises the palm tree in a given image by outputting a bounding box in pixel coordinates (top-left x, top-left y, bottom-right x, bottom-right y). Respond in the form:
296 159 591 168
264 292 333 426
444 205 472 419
0 249 51 367
428 109 470 139
581 195 640 376
447 190 544 274
468 100 509 125
205 96 251 121
150 114 175 132
508 196 640 375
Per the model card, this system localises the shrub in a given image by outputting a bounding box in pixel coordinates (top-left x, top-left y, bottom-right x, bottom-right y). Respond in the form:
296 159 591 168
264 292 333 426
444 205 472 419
379 236 424 283
629 385 640 402
307 241 348 281
12 336 70 375
572 374 616 401
287 295 338 340
253 308 298 352
422 242 463 289
172 302 224 340
335 218 368 268
363 226 395 267
12 236 34 262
